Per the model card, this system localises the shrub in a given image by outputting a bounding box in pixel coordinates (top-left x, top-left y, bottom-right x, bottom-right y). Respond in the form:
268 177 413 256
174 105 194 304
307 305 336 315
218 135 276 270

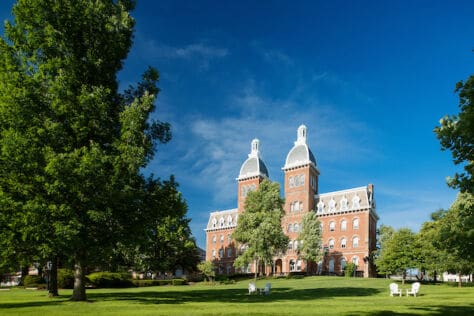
344 263 357 277
57 269 74 289
172 278 187 285
87 272 133 288
23 275 45 287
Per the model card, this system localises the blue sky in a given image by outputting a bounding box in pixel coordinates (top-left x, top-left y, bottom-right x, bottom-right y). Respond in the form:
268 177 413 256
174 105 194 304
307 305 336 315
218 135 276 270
1 1 472 249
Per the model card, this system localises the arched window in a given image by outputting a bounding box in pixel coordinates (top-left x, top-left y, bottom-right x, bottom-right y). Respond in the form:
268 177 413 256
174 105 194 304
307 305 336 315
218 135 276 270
227 234 232 243
317 201 324 214
227 215 233 226
329 239 335 249
288 223 293 233
329 221 335 232
341 238 347 248
226 264 232 274
341 220 347 231
219 217 225 227
352 236 359 248
328 258 335 273
220 235 224 243
340 258 347 271
296 260 302 271
227 248 232 257
320 223 324 231
219 249 224 258
288 241 293 250
290 259 296 271
212 249 216 258
353 218 359 229
293 240 298 250
340 196 348 211
352 256 359 266
352 195 360 209
328 198 336 212
212 218 217 228
294 223 299 232
212 235 216 244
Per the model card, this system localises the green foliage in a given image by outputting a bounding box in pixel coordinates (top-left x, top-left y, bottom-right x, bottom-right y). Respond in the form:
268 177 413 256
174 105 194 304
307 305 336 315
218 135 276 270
375 227 417 280
297 211 323 266
232 180 289 277
172 278 187 286
23 275 45 287
197 261 215 282
57 269 74 289
343 262 357 277
435 74 474 194
87 272 133 288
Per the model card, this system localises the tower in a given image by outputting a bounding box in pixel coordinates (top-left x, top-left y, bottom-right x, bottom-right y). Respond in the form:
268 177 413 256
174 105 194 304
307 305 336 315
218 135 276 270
236 139 269 213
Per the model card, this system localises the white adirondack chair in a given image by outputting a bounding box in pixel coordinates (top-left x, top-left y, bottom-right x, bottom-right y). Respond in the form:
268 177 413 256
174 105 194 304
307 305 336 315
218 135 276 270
261 282 271 295
248 282 257 294
389 283 402 296
406 282 420 297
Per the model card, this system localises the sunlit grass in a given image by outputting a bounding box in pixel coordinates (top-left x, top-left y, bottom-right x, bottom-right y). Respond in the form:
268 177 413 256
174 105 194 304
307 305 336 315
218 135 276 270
0 277 473 315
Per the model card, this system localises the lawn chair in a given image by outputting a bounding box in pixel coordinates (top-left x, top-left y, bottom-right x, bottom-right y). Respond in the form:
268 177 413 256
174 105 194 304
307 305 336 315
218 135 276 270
262 282 271 295
248 282 257 294
406 282 420 297
389 283 402 297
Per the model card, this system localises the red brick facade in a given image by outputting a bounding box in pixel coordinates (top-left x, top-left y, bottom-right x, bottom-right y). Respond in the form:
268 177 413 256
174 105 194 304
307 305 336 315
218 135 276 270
205 126 378 277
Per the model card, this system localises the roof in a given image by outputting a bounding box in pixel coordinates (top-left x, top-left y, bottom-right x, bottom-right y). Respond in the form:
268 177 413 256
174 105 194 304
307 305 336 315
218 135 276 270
205 208 239 231
283 125 317 170
237 139 269 180
315 185 378 218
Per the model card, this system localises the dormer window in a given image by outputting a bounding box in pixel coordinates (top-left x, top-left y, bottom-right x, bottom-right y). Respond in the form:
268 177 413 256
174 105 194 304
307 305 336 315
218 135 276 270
328 198 336 212
219 217 225 227
352 195 360 209
212 218 217 228
227 215 233 226
340 196 348 211
317 201 324 213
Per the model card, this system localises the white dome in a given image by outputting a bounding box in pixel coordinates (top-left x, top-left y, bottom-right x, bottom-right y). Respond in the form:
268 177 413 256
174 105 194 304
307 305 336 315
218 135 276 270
283 125 317 170
237 139 269 180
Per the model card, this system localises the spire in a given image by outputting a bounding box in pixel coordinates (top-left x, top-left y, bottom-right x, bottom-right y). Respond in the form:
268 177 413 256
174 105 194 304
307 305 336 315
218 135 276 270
295 124 307 145
249 139 260 158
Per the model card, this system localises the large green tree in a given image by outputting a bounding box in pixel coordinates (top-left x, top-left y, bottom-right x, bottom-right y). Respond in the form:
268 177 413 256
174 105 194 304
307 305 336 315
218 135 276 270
434 192 474 287
297 211 322 275
232 180 289 279
0 0 171 301
375 228 417 284
435 73 474 194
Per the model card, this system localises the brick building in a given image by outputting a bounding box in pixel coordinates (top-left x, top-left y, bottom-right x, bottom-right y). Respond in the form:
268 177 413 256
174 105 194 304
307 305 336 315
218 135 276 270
205 125 378 277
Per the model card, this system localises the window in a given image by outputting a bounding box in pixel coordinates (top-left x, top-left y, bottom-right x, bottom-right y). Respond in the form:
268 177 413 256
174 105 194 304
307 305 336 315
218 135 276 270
219 249 224 258
352 237 359 248
328 258 335 273
220 235 224 243
227 234 232 243
212 250 216 259
320 223 324 231
227 215 233 226
289 174 305 188
329 221 335 232
328 198 336 212
293 240 298 250
296 260 302 271
340 258 347 271
212 218 217 228
288 223 293 233
341 238 346 248
226 264 232 275
329 239 335 249
212 235 216 244
290 259 296 271
317 201 324 214
340 196 348 211
341 220 347 231
352 195 360 209
219 217 225 227
353 218 359 230
352 256 359 266
288 241 293 250
294 223 299 232
227 248 232 257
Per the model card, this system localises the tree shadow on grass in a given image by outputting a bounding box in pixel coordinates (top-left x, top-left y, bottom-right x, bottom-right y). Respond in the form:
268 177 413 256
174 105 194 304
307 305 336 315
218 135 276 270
345 304 474 316
0 286 380 309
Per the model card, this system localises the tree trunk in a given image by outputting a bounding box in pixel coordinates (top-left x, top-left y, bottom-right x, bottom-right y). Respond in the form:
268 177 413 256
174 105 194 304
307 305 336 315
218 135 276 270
71 257 86 301
457 272 462 288
19 265 29 286
48 257 59 297
402 270 406 285
254 258 259 282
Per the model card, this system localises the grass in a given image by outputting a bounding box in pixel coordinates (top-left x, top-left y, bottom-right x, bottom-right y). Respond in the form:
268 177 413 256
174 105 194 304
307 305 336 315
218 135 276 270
0 277 473 315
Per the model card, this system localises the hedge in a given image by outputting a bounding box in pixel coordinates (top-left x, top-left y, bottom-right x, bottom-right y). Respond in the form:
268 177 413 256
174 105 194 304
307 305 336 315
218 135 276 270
57 269 75 289
23 275 45 287
87 272 133 288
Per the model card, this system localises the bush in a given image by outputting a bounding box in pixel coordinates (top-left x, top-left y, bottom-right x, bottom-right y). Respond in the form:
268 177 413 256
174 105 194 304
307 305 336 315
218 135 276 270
172 278 187 285
344 263 357 277
23 275 45 287
57 269 74 289
87 272 133 288
132 279 162 287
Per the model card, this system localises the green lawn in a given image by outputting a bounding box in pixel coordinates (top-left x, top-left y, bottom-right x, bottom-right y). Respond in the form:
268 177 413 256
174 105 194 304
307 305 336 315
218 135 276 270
0 277 473 315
